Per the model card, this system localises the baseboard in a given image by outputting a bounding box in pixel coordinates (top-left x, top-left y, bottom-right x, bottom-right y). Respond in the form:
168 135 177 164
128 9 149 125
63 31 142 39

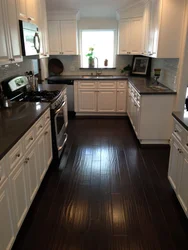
76 112 128 117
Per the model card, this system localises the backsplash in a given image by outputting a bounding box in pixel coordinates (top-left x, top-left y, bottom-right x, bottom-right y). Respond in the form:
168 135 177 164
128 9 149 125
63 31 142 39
0 58 33 82
151 58 179 91
49 55 133 76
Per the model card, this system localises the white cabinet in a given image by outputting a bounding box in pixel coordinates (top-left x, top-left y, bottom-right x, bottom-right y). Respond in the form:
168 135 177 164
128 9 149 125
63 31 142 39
0 179 15 250
9 160 28 231
39 0 49 58
118 17 143 55
17 0 38 24
168 132 188 216
98 90 116 112
25 146 39 204
117 90 126 113
142 0 185 58
37 134 46 182
78 89 97 113
48 20 78 55
44 124 53 168
0 0 22 65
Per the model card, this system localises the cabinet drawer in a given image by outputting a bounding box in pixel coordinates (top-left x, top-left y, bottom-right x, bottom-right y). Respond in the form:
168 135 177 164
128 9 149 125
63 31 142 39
78 81 97 89
44 109 51 125
0 157 6 186
23 127 35 152
98 81 116 89
173 120 186 143
117 81 127 89
35 116 45 137
7 140 23 173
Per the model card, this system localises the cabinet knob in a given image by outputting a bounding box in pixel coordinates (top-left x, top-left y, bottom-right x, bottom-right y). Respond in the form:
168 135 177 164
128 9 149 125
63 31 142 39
30 137 34 141
186 143 188 147
28 17 32 21
174 130 178 133
39 125 43 128
45 131 48 135
16 153 20 158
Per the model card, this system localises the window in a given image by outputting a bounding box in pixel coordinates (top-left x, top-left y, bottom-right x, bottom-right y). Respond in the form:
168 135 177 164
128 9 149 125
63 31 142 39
80 30 116 68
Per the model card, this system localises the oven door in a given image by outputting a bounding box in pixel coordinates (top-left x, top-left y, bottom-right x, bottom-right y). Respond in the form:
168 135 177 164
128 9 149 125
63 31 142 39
54 100 68 151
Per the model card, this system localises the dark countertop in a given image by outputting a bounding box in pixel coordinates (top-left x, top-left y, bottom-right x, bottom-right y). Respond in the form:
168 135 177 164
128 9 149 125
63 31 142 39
128 77 176 95
47 75 176 95
0 102 50 160
38 81 67 91
172 111 188 131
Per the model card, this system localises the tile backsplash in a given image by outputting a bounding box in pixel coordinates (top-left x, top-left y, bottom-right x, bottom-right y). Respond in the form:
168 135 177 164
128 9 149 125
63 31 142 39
0 58 33 82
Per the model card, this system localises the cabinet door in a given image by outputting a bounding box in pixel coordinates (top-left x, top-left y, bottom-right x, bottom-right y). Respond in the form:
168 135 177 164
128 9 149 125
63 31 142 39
37 135 46 181
117 90 126 112
0 0 11 65
26 0 37 23
25 146 39 204
134 102 140 136
98 90 116 113
118 20 130 54
9 161 28 231
78 90 97 112
44 124 53 168
48 21 61 55
0 179 15 250
142 1 151 55
129 17 143 55
7 0 23 63
60 21 78 55
177 151 188 214
168 137 181 191
16 0 27 20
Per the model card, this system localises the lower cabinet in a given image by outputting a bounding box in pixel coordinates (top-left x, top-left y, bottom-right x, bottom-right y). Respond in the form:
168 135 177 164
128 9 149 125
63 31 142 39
0 179 15 250
117 90 126 112
98 90 116 112
9 161 28 231
44 124 53 168
37 133 46 182
78 89 97 112
168 133 188 216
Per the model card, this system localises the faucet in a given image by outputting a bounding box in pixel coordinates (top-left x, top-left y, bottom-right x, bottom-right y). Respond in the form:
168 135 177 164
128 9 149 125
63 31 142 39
94 57 102 76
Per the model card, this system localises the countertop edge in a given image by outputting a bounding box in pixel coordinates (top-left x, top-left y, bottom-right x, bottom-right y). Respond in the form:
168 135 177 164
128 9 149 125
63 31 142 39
0 104 50 161
172 112 188 131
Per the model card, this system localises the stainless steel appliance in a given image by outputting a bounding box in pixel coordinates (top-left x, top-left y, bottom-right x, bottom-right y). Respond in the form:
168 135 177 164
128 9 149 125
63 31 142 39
1 76 68 161
19 21 41 56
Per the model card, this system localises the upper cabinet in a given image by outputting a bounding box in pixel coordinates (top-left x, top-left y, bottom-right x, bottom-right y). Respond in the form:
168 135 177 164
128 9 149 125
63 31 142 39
0 0 22 65
118 17 143 55
39 0 49 58
17 0 38 24
48 20 78 55
142 0 185 58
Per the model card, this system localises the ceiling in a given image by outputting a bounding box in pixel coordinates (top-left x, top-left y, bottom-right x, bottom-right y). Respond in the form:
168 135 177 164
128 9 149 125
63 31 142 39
46 0 141 17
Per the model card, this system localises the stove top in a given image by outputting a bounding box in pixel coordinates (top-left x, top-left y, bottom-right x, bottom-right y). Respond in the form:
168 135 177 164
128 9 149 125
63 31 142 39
20 90 61 103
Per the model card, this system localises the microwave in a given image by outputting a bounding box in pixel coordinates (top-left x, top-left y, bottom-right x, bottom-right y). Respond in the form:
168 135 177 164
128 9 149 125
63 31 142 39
19 20 41 56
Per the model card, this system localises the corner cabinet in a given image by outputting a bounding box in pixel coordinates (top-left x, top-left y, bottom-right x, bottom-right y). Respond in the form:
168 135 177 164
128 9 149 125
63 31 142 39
118 17 143 55
168 119 188 217
142 0 185 58
48 20 78 55
0 108 53 250
127 82 175 144
0 0 22 65
74 80 127 115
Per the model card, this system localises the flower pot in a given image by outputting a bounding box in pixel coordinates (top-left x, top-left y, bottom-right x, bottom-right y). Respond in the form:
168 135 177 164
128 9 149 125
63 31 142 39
88 57 94 68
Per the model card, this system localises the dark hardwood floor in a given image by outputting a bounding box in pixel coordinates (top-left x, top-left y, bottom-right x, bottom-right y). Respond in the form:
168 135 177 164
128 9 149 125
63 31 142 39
12 118 188 250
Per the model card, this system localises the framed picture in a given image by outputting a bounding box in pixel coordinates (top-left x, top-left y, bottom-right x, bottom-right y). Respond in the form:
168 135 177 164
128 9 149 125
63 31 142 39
131 56 151 76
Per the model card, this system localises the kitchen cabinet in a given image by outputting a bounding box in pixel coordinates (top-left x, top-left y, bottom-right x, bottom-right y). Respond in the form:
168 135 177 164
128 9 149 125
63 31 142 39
168 120 188 216
0 0 22 65
17 0 38 24
39 0 49 58
127 82 174 144
0 178 15 250
98 90 116 113
142 0 185 58
118 17 143 55
44 124 53 168
48 20 78 55
75 80 127 115
37 133 46 182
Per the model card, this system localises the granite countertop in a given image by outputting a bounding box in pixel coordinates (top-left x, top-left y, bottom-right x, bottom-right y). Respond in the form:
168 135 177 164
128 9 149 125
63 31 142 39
0 102 50 160
37 81 67 91
172 111 188 131
47 75 176 95
128 77 176 95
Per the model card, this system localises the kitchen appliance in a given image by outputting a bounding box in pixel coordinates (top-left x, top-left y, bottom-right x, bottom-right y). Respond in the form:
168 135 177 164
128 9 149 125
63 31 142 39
1 76 68 161
19 21 41 56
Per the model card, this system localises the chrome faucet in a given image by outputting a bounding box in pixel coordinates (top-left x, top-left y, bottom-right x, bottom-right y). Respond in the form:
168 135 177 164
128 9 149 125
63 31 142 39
94 57 102 76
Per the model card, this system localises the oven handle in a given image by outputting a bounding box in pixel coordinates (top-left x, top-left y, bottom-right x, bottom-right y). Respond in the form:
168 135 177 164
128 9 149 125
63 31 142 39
55 101 66 115
58 133 68 151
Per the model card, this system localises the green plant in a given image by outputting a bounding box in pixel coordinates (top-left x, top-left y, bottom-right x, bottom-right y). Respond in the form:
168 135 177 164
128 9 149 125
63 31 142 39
86 47 94 59
121 64 132 74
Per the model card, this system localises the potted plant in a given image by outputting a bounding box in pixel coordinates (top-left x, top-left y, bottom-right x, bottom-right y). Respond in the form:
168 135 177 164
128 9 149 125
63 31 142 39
86 47 95 68
121 64 132 76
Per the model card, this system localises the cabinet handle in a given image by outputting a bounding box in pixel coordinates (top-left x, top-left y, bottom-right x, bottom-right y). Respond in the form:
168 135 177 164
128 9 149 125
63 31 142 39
28 17 32 21
16 153 20 158
45 131 48 135
174 130 178 133
24 157 30 164
29 137 34 141
39 125 43 128
186 143 188 147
